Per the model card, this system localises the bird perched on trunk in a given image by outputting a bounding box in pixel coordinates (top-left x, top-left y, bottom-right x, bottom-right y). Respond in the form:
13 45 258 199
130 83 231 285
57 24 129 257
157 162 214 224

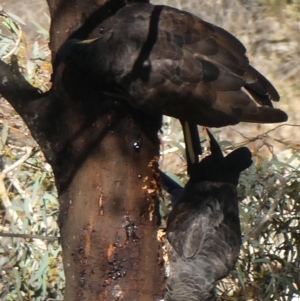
58 2 287 128
165 130 252 301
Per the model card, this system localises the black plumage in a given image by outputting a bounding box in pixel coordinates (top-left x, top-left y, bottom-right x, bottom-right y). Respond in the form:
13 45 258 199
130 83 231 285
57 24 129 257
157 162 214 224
165 130 252 301
58 2 287 127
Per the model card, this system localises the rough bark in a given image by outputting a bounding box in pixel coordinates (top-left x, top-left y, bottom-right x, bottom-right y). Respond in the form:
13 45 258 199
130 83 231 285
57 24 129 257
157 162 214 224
0 0 165 300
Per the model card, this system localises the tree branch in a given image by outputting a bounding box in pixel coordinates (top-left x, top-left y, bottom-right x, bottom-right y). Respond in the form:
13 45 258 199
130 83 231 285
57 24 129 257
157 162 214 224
0 56 55 163
0 56 42 104
0 232 58 241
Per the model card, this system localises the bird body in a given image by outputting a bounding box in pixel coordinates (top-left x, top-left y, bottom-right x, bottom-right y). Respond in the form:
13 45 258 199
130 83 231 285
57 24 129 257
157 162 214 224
165 131 252 300
166 184 241 301
58 2 287 127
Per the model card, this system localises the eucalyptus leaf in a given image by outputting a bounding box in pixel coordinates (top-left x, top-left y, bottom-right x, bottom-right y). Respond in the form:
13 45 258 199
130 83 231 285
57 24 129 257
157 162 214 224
6 12 26 25
28 252 49 285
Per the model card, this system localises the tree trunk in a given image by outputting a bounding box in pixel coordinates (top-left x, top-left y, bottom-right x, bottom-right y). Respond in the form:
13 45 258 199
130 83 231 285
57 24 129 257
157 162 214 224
0 0 165 300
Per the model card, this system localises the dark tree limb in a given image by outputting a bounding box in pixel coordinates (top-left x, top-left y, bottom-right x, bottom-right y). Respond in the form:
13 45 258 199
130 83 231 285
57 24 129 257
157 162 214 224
0 56 54 163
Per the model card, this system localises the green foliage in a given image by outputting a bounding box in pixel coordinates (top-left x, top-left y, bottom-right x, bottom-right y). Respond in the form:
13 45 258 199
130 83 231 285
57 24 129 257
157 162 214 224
0 9 22 59
0 6 51 92
0 8 63 301
0 123 64 300
219 151 300 300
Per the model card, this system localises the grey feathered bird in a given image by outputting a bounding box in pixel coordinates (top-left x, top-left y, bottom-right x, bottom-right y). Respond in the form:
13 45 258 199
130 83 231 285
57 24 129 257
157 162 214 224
58 2 287 128
165 130 252 301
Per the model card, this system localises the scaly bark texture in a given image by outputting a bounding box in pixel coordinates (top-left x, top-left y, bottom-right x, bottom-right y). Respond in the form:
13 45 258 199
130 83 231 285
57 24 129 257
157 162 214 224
48 0 164 300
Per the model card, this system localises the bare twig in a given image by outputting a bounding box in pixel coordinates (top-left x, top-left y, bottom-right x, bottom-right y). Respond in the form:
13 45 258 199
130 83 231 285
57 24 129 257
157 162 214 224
0 146 34 226
0 173 23 228
2 146 32 175
0 231 58 241
227 124 300 150
243 180 286 242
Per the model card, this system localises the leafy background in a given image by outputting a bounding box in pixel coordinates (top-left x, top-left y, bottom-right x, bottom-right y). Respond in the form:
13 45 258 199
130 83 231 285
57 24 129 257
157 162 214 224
0 0 299 300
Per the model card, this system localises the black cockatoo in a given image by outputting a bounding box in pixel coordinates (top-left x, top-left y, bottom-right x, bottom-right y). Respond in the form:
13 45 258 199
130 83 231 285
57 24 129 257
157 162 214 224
58 2 287 128
165 130 252 301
